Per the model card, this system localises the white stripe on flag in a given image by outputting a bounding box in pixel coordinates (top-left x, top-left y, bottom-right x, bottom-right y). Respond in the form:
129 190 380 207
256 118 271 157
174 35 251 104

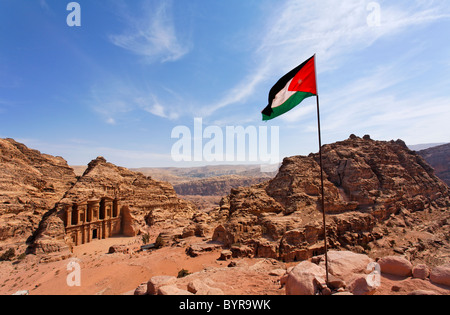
271 78 295 108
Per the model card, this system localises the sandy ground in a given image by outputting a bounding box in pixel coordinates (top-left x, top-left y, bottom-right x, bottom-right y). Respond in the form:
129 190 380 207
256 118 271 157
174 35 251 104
0 236 231 295
1 235 449 295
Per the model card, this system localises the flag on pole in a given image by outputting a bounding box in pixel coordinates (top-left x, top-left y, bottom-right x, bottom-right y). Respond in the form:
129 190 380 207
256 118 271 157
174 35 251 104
262 55 317 121
261 54 330 285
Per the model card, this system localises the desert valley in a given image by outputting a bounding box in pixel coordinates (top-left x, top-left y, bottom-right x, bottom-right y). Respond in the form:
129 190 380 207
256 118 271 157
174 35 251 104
1 135 449 296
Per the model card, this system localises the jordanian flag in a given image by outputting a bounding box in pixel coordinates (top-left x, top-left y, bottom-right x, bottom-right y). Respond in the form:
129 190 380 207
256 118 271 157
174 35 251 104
262 55 317 121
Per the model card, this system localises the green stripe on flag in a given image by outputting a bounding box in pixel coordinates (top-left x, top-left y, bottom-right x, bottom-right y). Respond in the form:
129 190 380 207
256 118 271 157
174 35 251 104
262 92 315 121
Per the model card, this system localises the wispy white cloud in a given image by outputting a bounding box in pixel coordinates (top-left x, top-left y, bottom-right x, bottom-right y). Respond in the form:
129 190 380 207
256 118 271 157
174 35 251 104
89 80 181 124
109 0 191 63
256 0 450 71
279 58 450 145
203 0 450 118
135 94 180 120
93 1 191 123
200 64 271 117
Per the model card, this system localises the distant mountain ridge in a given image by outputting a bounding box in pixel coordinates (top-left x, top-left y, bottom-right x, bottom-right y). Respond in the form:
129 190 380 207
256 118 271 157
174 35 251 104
71 164 276 184
418 143 450 186
132 165 276 185
408 143 447 151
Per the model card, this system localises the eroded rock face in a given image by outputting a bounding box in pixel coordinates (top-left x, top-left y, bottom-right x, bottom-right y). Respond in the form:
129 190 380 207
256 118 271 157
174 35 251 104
212 135 450 262
266 156 358 215
0 138 77 251
315 136 449 219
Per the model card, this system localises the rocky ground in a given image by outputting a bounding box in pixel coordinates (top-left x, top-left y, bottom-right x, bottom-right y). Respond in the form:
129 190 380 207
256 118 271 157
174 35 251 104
1 232 449 296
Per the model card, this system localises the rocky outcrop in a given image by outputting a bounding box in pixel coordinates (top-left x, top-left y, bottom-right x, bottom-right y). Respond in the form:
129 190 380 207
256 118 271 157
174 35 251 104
140 251 450 295
144 258 287 295
266 156 358 215
284 251 450 295
418 143 450 186
314 135 448 218
0 138 77 252
28 156 198 255
212 135 450 263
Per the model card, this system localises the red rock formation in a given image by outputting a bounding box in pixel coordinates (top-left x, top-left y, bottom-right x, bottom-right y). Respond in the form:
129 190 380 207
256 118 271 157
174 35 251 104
314 135 448 219
0 138 76 253
212 135 450 263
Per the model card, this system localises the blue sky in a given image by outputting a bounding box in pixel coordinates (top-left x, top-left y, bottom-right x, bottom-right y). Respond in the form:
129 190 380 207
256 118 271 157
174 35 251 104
1 0 450 168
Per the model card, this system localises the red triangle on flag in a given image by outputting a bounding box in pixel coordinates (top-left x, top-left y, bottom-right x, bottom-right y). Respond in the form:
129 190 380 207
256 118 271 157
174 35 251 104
288 56 317 95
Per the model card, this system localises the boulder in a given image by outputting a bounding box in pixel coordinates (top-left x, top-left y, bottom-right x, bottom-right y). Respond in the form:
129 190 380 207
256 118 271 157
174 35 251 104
348 275 377 295
158 285 193 295
108 244 128 254
285 261 327 295
319 250 373 279
430 264 450 286
378 256 412 277
412 264 430 280
219 250 232 261
327 274 346 290
187 279 224 295
230 244 254 258
186 242 222 257
147 275 177 295
269 269 287 277
134 283 147 295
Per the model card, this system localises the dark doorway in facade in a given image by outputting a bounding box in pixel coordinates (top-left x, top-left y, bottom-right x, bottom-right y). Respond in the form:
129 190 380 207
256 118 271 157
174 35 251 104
92 229 98 239
71 205 78 225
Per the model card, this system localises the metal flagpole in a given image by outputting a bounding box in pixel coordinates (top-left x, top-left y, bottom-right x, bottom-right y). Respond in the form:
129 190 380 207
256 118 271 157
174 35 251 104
314 54 329 285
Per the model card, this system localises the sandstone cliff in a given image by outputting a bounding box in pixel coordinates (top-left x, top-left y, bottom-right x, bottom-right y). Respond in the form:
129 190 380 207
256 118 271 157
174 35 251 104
418 143 450 187
212 135 450 265
314 135 448 217
0 138 77 252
